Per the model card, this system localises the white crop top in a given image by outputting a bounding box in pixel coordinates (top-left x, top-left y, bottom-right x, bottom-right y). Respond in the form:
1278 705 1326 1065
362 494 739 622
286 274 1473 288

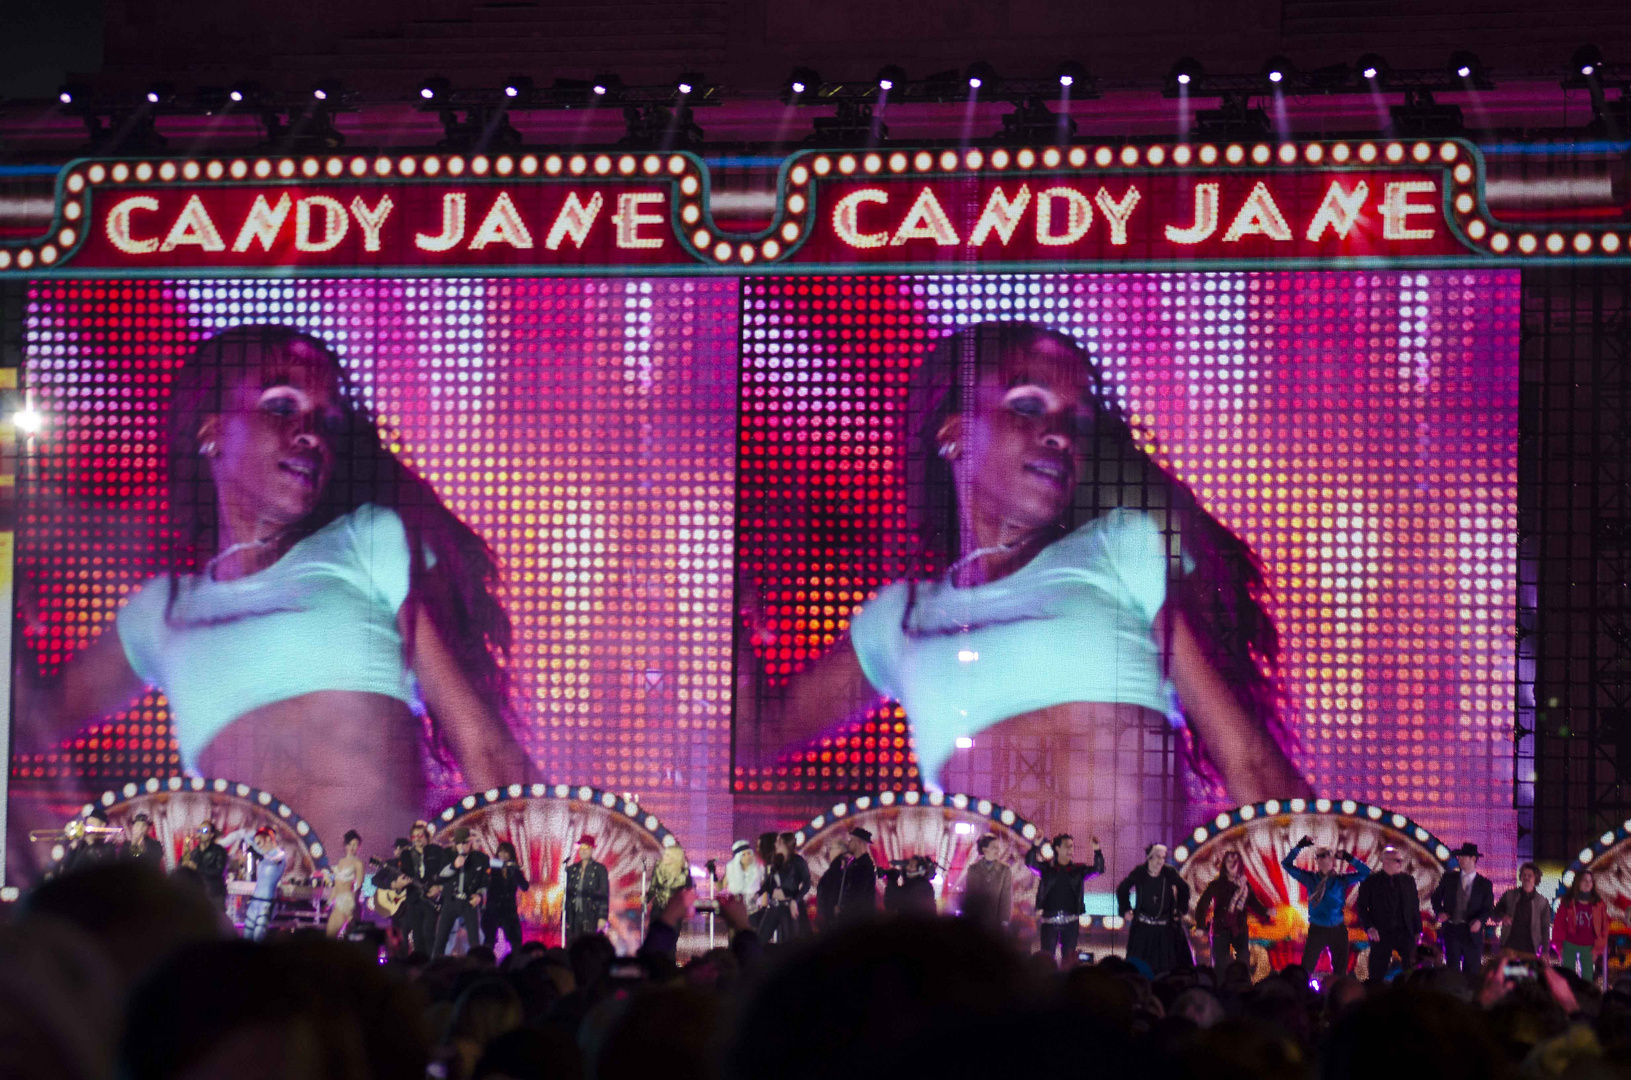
848 508 1178 787
116 503 420 768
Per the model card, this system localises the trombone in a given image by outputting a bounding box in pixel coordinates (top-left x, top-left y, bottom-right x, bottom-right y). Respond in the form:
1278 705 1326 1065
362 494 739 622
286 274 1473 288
29 819 123 843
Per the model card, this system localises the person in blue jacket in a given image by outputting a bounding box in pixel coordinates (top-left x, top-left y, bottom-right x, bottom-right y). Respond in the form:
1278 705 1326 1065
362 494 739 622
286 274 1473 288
1282 835 1369 977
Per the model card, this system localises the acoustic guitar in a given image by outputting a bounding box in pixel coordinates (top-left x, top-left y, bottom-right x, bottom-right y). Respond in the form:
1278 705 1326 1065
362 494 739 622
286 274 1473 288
368 856 408 917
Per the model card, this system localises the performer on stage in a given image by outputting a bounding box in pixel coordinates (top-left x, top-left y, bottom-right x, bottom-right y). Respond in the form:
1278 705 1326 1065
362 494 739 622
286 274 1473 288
1195 848 1267 967
1282 836 1369 977
182 821 231 909
1355 846 1421 981
391 820 446 956
12 325 530 852
1116 843 1192 976
882 856 939 918
371 837 414 954
564 834 610 943
325 830 366 937
1492 861 1552 958
432 827 489 955
713 839 765 903
57 810 116 876
647 845 693 914
959 834 1014 932
120 813 164 871
483 840 529 954
740 322 1309 877
244 826 289 942
816 841 847 928
1430 842 1493 978
1552 869 1608 984
836 828 879 922
1027 834 1105 965
759 832 812 941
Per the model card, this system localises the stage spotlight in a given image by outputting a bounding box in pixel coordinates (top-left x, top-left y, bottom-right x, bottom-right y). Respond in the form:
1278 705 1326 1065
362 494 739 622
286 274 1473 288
228 81 262 106
57 84 89 107
783 66 822 103
1572 44 1604 78
965 61 997 92
876 65 906 93
311 81 343 103
1357 54 1388 83
1056 61 1088 89
418 76 451 104
1165 57 1205 95
1262 56 1293 86
676 72 705 97
502 75 533 100
1450 50 1486 84
590 75 622 101
144 82 175 106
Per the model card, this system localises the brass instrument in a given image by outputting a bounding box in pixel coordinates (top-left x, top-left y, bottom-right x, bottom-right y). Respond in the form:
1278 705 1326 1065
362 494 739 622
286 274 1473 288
29 819 123 843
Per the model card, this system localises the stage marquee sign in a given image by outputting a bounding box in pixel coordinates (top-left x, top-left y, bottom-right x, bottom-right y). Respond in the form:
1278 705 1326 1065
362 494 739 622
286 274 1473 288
2 139 1627 276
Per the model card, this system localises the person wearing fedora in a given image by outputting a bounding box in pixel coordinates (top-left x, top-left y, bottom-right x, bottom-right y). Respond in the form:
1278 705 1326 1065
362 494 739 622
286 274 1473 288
564 833 610 944
119 812 164 871
432 826 490 955
836 827 879 921
1430 842 1494 978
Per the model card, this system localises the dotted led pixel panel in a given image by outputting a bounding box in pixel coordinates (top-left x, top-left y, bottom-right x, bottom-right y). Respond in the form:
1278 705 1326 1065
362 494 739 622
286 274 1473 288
14 278 740 855
734 271 1519 871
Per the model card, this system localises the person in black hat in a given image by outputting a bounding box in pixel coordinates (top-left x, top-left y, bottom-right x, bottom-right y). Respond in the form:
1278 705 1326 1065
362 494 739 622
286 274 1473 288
432 826 489 956
57 809 116 876
1430 841 1494 978
836 827 878 921
119 812 165 871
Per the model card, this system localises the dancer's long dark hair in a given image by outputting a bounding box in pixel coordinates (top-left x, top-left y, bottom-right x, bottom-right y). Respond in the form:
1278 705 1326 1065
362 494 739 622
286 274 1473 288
903 321 1293 784
163 325 513 746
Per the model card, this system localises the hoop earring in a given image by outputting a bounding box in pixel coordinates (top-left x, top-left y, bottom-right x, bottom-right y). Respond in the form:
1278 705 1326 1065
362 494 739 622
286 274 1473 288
937 441 959 461
199 440 217 458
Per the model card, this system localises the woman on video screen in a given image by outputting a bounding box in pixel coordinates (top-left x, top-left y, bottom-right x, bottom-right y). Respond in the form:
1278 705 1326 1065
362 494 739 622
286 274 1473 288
742 322 1309 867
15 325 529 848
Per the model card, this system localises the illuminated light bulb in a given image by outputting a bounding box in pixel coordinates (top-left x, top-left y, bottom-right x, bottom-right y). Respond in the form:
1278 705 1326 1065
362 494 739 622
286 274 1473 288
504 85 519 98
1177 72 1191 85
1456 65 1472 78
58 90 72 104
1268 69 1284 83
313 88 329 101
791 80 806 94
677 81 694 95
968 76 983 89
229 89 244 102
1582 63 1596 76
955 737 974 749
592 83 607 96
878 77 894 90
146 91 160 103
13 407 43 435
419 87 434 100
1362 66 1378 79
1059 74 1073 87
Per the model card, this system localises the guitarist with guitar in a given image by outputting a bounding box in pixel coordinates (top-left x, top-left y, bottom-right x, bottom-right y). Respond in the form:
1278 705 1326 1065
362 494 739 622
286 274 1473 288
379 821 448 956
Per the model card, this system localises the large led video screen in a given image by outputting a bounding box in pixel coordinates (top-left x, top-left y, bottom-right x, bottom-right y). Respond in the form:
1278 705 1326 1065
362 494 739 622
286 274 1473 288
7 268 1519 881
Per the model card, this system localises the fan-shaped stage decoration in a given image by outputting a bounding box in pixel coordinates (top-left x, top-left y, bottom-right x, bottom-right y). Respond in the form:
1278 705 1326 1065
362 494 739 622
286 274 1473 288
52 776 329 905
1177 798 1451 978
793 790 1043 930
1555 821 1631 983
433 783 679 955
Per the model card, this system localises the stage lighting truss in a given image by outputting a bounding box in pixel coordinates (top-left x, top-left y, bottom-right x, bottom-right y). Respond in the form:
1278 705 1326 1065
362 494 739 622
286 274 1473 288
1166 53 1495 99
781 69 1101 106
